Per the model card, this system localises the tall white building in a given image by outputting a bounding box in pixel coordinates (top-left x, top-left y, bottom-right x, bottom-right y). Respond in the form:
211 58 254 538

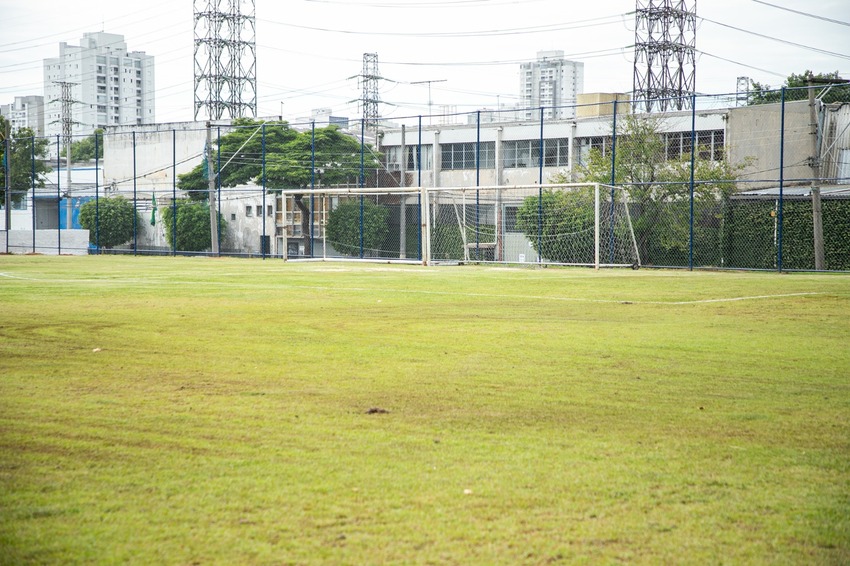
43 32 154 143
519 50 584 120
0 95 45 136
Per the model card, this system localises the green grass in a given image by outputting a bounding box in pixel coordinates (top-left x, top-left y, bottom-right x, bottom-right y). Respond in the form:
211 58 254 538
1 256 849 564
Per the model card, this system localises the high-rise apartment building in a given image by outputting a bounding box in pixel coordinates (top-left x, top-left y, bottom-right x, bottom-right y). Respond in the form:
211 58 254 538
43 32 154 142
519 50 584 120
0 95 45 136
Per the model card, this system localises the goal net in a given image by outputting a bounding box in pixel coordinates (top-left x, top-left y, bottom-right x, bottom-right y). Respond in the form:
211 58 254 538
277 183 640 268
426 183 640 268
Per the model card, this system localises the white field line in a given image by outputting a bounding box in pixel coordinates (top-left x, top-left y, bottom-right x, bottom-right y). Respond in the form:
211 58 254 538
0 272 821 305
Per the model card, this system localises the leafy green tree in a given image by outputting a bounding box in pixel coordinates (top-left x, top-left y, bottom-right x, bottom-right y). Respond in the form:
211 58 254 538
326 199 389 256
78 196 140 248
179 119 380 255
161 201 227 252
749 71 850 105
516 187 596 263
60 129 104 161
532 113 743 265
0 116 52 207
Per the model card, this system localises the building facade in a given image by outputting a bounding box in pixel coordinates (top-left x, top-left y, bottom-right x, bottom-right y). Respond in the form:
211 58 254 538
43 32 155 145
0 96 45 137
519 50 584 121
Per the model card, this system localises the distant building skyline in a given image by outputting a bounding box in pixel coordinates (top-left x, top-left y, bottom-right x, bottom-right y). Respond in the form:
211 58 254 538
0 95 45 137
519 50 584 121
42 32 155 146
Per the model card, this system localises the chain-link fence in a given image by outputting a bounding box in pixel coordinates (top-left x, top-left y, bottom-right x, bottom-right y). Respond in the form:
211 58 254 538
2 85 849 269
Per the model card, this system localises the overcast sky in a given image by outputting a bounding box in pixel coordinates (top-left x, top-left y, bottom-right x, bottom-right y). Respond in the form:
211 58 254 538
1 0 848 125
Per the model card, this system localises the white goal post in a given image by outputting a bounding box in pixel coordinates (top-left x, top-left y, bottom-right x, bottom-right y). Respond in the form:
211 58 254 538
277 183 640 269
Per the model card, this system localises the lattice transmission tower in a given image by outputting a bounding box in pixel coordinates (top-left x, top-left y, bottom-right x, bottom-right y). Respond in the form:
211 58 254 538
632 0 697 113
359 53 381 130
193 0 257 120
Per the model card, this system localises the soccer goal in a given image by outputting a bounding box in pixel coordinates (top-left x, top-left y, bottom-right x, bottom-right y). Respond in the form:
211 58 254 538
425 183 640 268
277 183 640 268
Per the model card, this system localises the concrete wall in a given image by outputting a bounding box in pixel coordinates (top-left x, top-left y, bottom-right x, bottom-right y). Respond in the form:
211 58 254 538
1 230 90 255
103 121 211 195
727 100 811 189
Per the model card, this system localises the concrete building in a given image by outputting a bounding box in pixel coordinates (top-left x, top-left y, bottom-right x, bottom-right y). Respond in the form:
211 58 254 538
1 96 45 136
519 50 584 121
43 32 154 146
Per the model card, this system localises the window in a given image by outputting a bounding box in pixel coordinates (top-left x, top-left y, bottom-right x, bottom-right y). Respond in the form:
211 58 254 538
246 206 253 217
440 142 495 170
267 205 273 217
231 213 236 221
256 205 262 217
543 138 570 167
503 140 540 169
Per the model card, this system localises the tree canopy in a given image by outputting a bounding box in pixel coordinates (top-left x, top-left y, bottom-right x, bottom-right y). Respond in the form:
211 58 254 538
749 71 850 105
161 201 227 252
60 129 104 161
326 198 389 257
79 196 140 248
532 113 744 265
177 119 380 198
0 116 52 206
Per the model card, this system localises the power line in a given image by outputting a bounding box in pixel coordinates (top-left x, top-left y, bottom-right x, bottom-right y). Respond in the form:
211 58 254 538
749 0 850 28
700 16 850 61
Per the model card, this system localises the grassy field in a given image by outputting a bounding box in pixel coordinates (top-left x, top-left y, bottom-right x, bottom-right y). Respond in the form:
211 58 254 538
0 255 848 565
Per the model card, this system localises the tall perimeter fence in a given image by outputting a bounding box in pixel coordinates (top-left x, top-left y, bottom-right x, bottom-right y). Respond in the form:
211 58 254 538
2 86 849 270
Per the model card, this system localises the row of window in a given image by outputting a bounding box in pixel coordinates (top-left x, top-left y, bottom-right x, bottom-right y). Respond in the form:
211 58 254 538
385 129 725 173
390 139 572 172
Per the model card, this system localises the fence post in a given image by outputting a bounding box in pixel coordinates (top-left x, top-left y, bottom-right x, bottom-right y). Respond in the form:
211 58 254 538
217 126 222 256
476 110 481 259
360 118 365 259
3 123 10 250
689 94 697 270
171 129 177 256
417 115 423 262
609 100 619 264
310 121 315 260
537 107 544 264
31 136 36 253
262 123 267 260
56 135 61 255
132 131 137 255
95 132 100 253
778 87 786 272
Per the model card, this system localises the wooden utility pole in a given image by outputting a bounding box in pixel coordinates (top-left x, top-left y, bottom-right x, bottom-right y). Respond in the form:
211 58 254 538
206 122 219 254
807 73 825 270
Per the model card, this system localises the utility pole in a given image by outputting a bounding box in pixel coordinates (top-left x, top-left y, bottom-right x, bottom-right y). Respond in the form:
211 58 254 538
206 122 219 254
807 73 824 270
54 81 77 227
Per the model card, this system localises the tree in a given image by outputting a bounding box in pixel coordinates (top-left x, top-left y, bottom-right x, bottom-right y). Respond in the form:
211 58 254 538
60 129 104 161
78 196 140 248
530 113 743 265
161 201 227 252
0 116 52 207
749 71 850 105
515 187 596 264
326 198 389 256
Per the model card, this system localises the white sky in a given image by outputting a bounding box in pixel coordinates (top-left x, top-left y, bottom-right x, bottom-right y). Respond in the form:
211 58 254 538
1 0 848 125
